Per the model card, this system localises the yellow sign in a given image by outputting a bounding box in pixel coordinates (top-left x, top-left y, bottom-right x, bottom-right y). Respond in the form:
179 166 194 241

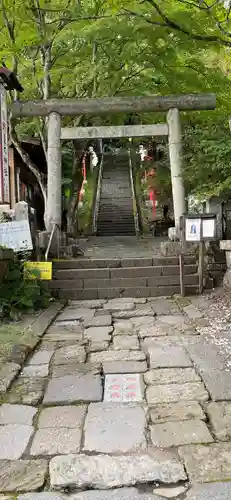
24 262 52 280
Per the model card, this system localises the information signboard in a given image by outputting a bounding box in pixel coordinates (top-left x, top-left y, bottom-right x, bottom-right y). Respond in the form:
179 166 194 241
24 261 52 280
0 220 33 252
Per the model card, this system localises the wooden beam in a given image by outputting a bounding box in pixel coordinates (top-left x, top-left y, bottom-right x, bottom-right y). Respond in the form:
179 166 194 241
11 93 216 118
61 124 168 140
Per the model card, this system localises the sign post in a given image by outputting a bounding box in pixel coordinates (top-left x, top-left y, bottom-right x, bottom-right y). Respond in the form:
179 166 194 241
181 213 217 295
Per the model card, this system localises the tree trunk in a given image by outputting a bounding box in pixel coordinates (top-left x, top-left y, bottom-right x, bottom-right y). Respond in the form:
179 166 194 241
9 119 47 215
67 139 88 234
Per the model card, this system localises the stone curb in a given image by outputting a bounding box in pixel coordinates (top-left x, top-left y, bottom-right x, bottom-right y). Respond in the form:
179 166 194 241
0 302 64 396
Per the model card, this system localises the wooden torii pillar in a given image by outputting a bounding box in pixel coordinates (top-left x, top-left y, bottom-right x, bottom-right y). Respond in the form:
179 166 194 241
11 93 216 232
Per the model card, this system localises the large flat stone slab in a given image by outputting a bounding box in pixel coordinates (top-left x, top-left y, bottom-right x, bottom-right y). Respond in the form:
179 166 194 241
113 321 134 335
144 368 200 385
90 350 146 363
0 404 37 425
185 483 231 499
206 402 231 440
146 383 208 404
50 451 187 489
84 326 113 342
150 402 205 423
184 304 203 319
113 335 139 350
186 341 225 372
57 308 95 322
0 459 47 492
0 424 34 459
179 443 231 482
150 420 213 447
30 428 83 455
104 374 143 402
69 299 106 309
38 405 86 428
149 346 192 368
52 346 86 365
84 403 146 453
103 361 147 374
43 374 102 404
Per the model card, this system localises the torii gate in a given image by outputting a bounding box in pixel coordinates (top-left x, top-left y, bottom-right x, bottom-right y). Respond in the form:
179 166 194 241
11 93 216 232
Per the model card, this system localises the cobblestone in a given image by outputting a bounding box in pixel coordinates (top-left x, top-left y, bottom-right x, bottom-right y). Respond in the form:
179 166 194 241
146 382 209 404
144 368 200 385
113 335 139 350
149 402 206 423
43 374 102 404
179 443 231 482
0 459 48 492
0 404 37 425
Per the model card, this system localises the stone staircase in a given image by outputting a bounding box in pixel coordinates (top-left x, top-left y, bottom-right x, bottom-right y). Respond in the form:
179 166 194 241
51 255 213 299
97 154 136 236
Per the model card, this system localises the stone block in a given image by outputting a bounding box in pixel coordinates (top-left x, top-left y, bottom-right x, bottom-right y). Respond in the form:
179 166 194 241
6 378 46 405
184 304 203 319
90 350 145 363
199 370 231 401
43 374 102 404
0 459 48 492
103 361 147 374
149 298 180 316
52 346 86 365
0 425 34 459
84 403 146 453
110 267 162 278
104 300 135 311
38 405 86 428
49 451 186 489
185 483 231 500
113 335 139 350
69 299 106 308
19 491 158 500
84 326 113 342
206 402 231 440
84 315 112 328
30 428 82 455
112 309 154 320
29 351 54 366
87 341 110 352
113 320 135 335
0 363 20 394
150 420 213 447
21 364 49 378
0 404 37 425
150 402 205 423
51 363 101 378
149 346 192 368
179 443 231 482
57 308 95 322
146 382 208 404
144 368 200 385
153 486 187 498
121 258 152 267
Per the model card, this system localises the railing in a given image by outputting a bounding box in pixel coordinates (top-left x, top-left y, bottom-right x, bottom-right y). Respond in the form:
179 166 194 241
45 223 60 261
128 148 140 235
92 148 105 235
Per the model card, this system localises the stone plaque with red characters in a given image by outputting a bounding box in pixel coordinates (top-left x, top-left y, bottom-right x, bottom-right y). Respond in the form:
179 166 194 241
104 374 143 402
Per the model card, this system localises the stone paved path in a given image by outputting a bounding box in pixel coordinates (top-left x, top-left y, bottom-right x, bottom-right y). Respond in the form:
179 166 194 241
2 293 231 498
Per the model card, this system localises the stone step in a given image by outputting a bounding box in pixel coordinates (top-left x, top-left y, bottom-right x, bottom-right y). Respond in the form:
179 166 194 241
53 265 198 280
54 284 201 300
53 256 197 269
51 273 200 290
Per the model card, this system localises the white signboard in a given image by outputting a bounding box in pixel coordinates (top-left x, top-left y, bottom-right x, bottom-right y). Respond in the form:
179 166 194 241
0 220 33 252
0 85 9 203
185 218 201 242
202 218 215 238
